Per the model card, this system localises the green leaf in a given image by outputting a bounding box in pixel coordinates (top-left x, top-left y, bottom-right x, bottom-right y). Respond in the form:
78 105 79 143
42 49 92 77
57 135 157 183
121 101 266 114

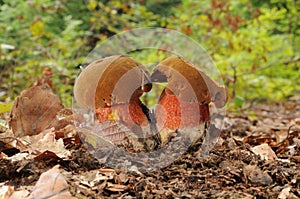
234 96 244 108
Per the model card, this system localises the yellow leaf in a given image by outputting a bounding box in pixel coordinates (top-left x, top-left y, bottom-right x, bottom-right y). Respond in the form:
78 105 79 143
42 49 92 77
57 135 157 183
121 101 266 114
30 20 45 37
199 14 208 21
88 0 98 10
180 14 188 21
0 103 12 113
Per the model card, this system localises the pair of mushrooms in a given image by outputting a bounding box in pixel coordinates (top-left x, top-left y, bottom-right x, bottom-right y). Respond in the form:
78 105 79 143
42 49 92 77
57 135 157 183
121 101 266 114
74 55 227 136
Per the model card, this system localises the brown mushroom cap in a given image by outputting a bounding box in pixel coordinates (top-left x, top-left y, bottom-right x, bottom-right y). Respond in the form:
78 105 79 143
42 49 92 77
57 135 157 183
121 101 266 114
74 55 152 109
151 56 227 107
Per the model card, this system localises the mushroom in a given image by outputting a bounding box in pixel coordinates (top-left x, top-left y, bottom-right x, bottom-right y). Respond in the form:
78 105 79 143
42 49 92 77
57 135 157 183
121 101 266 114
74 55 152 130
151 55 227 108
74 55 152 109
151 56 227 144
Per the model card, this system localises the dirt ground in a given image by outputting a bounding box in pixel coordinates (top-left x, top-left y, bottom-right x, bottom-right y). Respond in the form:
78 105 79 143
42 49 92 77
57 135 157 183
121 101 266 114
0 97 299 198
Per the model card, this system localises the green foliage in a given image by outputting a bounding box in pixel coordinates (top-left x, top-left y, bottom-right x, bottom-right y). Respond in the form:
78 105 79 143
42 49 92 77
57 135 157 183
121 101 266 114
0 0 163 106
233 95 244 108
166 0 299 102
0 0 299 108
0 0 86 106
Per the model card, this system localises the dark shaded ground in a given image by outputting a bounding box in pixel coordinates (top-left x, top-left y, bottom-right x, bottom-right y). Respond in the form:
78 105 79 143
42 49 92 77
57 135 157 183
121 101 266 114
1 98 299 198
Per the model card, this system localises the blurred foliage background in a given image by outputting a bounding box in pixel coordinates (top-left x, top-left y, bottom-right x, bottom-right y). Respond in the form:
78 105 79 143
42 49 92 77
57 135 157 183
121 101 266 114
0 0 299 108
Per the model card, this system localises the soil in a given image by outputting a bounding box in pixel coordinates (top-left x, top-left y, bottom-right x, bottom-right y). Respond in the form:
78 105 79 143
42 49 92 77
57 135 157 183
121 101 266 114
0 99 299 198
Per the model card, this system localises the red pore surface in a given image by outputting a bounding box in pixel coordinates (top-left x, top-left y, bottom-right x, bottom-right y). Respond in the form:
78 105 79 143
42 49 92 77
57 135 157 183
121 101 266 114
95 98 148 129
156 88 210 130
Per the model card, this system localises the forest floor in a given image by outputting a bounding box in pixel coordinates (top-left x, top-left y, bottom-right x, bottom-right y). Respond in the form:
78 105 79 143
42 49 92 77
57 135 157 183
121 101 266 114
0 94 299 199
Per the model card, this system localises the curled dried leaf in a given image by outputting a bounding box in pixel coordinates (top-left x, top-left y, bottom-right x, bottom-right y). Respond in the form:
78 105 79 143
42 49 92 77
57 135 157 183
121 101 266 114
9 84 64 137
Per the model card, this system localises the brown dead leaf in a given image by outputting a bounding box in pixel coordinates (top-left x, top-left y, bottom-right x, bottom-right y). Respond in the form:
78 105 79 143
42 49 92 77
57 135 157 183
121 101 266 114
5 152 29 162
106 182 128 192
78 168 116 190
91 121 132 145
243 165 273 185
0 184 30 199
54 124 81 146
278 186 292 199
34 150 61 162
54 124 76 139
27 129 70 158
0 152 7 158
36 67 53 88
9 83 64 137
114 172 128 184
27 165 76 199
0 185 14 198
290 156 300 163
251 143 277 161
8 189 30 199
0 140 20 157
274 130 300 154
243 133 274 146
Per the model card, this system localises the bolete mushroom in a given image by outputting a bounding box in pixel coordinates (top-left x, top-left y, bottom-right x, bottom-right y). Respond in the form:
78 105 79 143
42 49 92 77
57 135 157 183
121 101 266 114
151 56 227 144
74 55 152 130
151 55 227 108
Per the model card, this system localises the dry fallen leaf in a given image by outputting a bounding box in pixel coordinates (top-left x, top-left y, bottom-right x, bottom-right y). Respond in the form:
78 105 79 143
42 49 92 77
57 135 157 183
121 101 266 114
8 190 30 199
0 184 30 199
274 130 300 154
23 128 70 158
9 83 64 137
79 168 116 188
278 186 292 199
243 165 273 185
106 182 128 192
0 185 14 199
5 152 29 162
34 150 61 162
27 165 76 199
251 143 277 161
